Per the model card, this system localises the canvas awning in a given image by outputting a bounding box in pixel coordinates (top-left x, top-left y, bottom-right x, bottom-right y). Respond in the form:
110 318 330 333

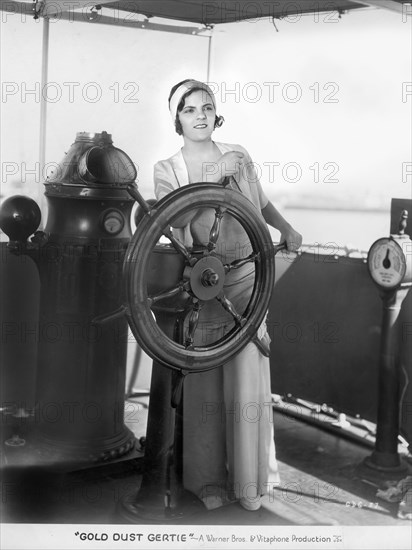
2 0 411 25
103 0 369 24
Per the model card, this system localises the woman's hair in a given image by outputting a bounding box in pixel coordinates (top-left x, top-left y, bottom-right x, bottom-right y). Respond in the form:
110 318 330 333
169 79 224 136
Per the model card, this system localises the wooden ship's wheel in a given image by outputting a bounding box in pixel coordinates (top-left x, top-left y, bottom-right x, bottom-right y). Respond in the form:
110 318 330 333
124 183 277 373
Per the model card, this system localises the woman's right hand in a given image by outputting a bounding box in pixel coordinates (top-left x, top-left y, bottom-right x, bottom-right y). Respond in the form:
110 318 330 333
218 151 244 179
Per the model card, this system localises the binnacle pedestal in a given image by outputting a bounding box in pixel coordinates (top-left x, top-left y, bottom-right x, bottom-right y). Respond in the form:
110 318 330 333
0 131 138 465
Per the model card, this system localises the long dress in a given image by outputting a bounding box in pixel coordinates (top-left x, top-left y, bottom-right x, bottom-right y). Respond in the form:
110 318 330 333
154 142 280 509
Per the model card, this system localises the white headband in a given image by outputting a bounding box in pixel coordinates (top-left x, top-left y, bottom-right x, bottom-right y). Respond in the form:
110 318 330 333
169 80 216 121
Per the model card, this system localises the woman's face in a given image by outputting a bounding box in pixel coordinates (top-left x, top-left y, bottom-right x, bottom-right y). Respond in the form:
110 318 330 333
178 90 216 142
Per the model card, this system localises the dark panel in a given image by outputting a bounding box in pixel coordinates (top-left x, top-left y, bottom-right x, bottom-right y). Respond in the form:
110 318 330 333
268 252 411 423
0 242 40 409
399 293 412 445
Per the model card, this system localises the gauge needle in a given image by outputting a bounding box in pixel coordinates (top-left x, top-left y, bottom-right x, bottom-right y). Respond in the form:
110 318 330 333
382 249 391 269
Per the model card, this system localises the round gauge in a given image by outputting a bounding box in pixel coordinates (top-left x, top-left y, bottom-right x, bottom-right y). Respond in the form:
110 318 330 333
101 209 124 235
367 237 406 289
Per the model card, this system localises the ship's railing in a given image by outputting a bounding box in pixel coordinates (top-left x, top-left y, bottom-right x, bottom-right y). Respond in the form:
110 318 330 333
271 393 410 454
281 242 368 260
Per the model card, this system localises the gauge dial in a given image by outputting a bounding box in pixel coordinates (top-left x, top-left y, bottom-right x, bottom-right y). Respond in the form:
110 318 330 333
102 210 124 235
367 237 406 289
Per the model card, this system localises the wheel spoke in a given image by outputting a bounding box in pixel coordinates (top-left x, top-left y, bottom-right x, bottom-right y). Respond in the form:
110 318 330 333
216 292 246 326
185 299 203 348
224 252 259 273
207 207 226 252
148 281 189 306
162 227 193 263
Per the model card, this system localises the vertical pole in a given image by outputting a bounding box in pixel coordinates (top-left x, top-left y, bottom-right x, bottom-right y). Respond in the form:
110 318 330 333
39 16 50 227
121 312 200 521
206 32 213 83
364 289 409 475
374 295 402 458
122 313 180 519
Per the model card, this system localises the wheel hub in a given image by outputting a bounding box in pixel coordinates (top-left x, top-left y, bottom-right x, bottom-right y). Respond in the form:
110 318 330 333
184 255 225 301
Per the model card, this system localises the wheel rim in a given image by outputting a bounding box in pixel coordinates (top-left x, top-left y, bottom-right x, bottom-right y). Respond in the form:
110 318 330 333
123 184 275 372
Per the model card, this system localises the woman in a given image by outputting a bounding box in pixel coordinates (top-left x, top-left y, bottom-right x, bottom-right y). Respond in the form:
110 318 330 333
154 79 302 511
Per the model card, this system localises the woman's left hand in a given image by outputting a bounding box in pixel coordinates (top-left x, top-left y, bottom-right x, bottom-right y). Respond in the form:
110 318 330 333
280 225 303 253
261 201 302 253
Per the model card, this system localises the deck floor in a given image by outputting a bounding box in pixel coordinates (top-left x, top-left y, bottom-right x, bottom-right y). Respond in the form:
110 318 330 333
1 396 411 549
0 394 412 550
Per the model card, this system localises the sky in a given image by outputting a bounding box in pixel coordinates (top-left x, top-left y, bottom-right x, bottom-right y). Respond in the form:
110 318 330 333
0 3 411 239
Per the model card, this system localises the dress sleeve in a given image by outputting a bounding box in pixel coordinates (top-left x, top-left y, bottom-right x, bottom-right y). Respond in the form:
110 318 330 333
153 159 192 245
253 169 269 210
154 160 176 200
237 145 269 211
